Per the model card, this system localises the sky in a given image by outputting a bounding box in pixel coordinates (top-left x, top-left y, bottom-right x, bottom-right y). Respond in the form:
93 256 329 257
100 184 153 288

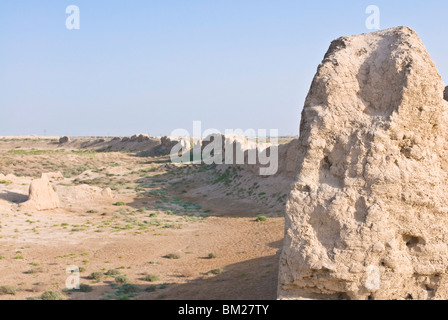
1 0 447 137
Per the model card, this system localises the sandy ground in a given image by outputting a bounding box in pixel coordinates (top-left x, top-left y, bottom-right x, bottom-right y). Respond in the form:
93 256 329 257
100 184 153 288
0 138 286 300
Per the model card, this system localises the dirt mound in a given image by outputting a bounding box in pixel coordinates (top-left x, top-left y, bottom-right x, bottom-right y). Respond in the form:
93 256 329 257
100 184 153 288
279 27 448 300
21 173 60 211
59 135 163 154
57 184 113 203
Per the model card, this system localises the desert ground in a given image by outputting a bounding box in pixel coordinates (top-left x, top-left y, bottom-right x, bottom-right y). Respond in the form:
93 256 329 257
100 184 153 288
0 136 293 300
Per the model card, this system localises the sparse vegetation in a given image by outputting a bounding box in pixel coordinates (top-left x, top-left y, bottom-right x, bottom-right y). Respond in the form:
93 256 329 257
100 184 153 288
0 286 16 295
209 268 225 275
7 149 65 156
158 283 169 289
0 136 291 300
145 285 157 292
88 272 103 282
144 274 160 282
105 269 121 276
41 290 65 300
114 275 129 284
79 284 93 292
208 252 218 259
105 284 139 300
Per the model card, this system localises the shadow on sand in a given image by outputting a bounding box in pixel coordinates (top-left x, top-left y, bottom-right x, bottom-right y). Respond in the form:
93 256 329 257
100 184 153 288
0 190 28 204
66 252 280 300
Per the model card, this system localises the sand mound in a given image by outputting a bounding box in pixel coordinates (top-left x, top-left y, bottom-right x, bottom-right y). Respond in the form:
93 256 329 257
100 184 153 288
57 184 113 203
45 172 65 182
21 174 60 211
279 27 448 300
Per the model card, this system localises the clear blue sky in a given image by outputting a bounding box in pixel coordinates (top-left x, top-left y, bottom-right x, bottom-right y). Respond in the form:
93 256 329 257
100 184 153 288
1 1 447 136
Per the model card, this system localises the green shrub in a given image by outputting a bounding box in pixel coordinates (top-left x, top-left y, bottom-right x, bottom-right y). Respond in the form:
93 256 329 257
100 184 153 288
79 284 93 293
144 274 160 282
0 286 16 295
158 283 169 289
106 284 139 300
41 290 65 300
114 202 126 206
208 268 225 275
118 284 138 294
105 269 120 276
114 275 129 284
208 253 218 259
88 272 103 281
255 216 267 222
145 285 157 292
165 253 181 259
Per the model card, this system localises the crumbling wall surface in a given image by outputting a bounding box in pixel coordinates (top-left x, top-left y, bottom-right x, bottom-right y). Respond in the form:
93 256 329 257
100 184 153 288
279 27 448 300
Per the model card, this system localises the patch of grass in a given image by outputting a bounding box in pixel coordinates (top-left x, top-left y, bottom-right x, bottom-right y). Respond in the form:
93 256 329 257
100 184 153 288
7 149 65 156
144 274 160 282
86 210 98 214
164 253 181 260
118 284 139 294
105 269 121 276
208 268 225 275
0 286 16 295
88 272 103 282
114 202 126 206
213 167 232 185
208 253 218 259
106 284 139 300
72 150 97 155
145 285 157 292
79 284 93 293
158 283 169 289
114 275 129 284
0 180 12 185
147 189 168 197
41 290 65 300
